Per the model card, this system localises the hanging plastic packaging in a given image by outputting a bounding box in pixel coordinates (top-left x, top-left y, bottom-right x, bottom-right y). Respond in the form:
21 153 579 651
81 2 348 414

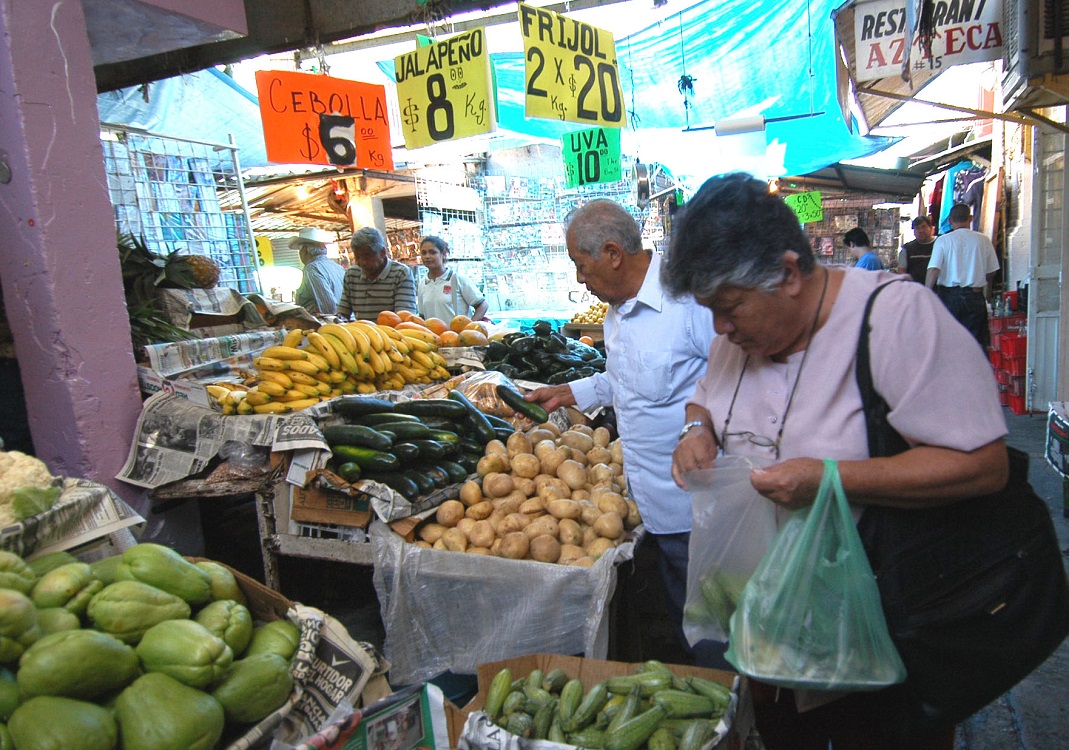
726 459 906 691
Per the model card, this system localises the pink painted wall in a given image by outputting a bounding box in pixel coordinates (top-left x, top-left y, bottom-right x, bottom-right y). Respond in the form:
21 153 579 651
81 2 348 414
0 0 144 503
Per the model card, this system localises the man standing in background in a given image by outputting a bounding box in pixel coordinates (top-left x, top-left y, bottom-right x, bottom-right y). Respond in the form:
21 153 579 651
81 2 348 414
292 227 346 316
844 227 883 270
898 215 936 283
926 203 1000 348
337 227 418 320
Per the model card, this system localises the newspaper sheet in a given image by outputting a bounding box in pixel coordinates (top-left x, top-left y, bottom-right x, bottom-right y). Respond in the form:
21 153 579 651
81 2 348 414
0 478 144 559
143 329 283 378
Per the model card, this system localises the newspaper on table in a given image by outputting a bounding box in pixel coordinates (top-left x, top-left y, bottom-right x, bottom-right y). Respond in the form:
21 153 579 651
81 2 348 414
0 478 143 559
117 391 330 490
143 329 283 379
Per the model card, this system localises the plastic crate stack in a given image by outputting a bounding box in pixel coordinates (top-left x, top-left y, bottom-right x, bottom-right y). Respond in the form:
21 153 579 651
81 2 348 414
989 312 1029 414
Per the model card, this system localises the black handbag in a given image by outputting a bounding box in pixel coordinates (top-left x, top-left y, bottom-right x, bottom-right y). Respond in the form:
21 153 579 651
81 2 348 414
855 281 1069 735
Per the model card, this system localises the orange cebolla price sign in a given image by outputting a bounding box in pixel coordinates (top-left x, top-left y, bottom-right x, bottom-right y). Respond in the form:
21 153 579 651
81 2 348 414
255 70 394 170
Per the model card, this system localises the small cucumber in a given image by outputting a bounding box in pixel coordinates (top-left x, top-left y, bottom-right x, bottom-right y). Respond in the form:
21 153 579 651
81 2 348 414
321 424 392 452
362 472 419 499
486 668 513 721
494 425 516 442
650 690 717 719
435 460 469 483
603 705 668 750
371 421 433 441
391 442 421 465
566 682 609 732
677 719 716 750
457 436 484 454
411 439 448 461
334 396 394 417
331 445 399 472
417 417 461 432
356 412 422 426
336 462 362 483
495 384 550 424
484 413 517 433
447 388 497 443
558 678 585 729
426 429 461 445
605 671 673 697
392 398 469 420
420 465 451 488
543 667 569 694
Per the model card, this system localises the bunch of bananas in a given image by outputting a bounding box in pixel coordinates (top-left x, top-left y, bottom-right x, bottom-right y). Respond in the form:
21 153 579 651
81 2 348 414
205 382 250 415
570 301 609 324
237 323 450 415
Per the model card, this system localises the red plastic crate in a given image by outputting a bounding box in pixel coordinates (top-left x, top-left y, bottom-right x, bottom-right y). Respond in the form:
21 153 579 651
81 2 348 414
999 390 1010 406
1008 375 1027 397
1007 393 1029 415
1000 334 1027 357
995 368 1009 384
1004 356 1027 376
989 314 1026 333
988 349 1001 368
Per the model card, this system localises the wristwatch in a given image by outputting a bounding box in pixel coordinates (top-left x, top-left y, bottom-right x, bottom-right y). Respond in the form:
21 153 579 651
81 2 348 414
678 421 710 441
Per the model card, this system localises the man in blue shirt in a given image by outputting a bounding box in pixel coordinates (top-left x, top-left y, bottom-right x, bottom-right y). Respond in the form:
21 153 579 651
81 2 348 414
292 227 346 316
526 199 715 660
844 227 883 270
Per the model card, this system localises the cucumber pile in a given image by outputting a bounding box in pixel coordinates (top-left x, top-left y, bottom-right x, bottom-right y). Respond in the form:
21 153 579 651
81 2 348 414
481 661 733 750
322 393 516 500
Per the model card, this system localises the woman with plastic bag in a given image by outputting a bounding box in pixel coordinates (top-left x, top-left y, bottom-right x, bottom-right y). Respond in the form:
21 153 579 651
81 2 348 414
665 173 1008 750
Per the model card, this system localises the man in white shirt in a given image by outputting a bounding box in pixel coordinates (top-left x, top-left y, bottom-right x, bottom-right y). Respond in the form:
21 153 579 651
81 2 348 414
926 203 1000 348
526 199 715 661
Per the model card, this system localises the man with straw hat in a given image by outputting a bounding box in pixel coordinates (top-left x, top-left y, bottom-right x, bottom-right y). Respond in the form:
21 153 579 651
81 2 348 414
292 227 345 316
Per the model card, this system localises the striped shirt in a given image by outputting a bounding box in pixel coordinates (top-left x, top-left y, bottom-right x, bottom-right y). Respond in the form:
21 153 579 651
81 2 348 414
336 259 417 320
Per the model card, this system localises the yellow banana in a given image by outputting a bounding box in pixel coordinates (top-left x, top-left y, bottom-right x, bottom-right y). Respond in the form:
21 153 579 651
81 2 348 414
400 334 432 353
429 351 446 367
221 402 236 415
237 398 255 415
282 328 306 348
323 332 359 375
394 363 418 382
386 346 405 364
226 390 247 406
327 369 347 384
286 359 321 376
290 383 322 398
285 397 321 411
339 380 358 394
306 331 341 371
245 389 273 406
356 382 377 394
257 381 289 397
354 322 385 352
377 324 404 342
314 381 332 395
259 370 294 389
288 371 320 387
302 350 330 372
319 323 357 353
391 336 410 355
254 356 288 372
206 385 230 402
344 324 372 359
253 401 292 414
399 328 438 345
367 348 387 374
262 345 311 361
411 351 435 370
432 366 451 380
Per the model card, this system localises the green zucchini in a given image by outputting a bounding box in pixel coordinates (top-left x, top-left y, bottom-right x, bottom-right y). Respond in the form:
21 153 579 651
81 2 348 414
362 471 419 500
543 668 569 694
391 442 421 465
648 728 679 750
370 421 433 441
336 462 362 483
566 682 609 732
650 690 717 719
454 453 479 473
677 720 716 750
392 398 469 420
435 460 469 483
411 439 448 461
486 668 513 721
447 388 497 443
567 726 605 748
558 678 585 730
321 424 392 452
494 425 516 442
484 413 517 432
605 671 673 697
603 705 668 750
457 437 484 454
496 384 550 424
426 429 461 445
403 469 436 495
356 412 422 426
334 396 394 417
420 465 450 488
331 445 399 472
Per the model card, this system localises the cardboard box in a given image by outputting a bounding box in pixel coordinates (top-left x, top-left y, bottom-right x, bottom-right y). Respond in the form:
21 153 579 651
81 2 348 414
450 654 753 750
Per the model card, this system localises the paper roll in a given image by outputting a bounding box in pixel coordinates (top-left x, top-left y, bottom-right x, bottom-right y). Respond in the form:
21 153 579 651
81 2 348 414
714 116 766 136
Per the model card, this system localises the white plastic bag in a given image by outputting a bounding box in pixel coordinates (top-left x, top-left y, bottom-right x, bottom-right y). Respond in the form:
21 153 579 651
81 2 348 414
683 455 778 645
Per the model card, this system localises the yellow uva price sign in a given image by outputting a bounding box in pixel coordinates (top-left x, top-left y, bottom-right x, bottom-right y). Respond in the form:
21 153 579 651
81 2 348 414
518 3 627 128
394 28 496 150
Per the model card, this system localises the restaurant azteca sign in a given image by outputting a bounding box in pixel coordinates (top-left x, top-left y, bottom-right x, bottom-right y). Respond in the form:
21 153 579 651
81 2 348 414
853 0 1003 83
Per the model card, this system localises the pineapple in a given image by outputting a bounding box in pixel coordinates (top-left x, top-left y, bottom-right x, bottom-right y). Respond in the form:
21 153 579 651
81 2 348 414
167 253 220 289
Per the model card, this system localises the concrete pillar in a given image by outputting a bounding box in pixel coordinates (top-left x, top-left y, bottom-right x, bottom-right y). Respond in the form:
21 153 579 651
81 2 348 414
0 0 143 504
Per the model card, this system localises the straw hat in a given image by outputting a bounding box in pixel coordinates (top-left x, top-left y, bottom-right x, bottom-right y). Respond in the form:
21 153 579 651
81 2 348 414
289 227 333 249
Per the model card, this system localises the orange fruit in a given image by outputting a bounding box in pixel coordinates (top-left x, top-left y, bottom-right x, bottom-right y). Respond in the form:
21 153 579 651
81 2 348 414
396 321 437 337
464 321 489 337
424 317 448 335
450 314 473 333
579 335 595 346
397 310 414 322
458 330 489 347
438 331 461 347
377 310 402 327
407 314 427 328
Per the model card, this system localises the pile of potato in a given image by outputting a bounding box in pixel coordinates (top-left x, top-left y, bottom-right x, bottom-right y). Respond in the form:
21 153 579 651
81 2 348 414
411 422 640 565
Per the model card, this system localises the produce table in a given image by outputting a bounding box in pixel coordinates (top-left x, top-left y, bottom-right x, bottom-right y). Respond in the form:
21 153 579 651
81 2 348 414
562 322 605 343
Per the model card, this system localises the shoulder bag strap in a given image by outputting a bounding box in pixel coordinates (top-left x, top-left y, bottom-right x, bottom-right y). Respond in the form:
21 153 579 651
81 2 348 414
856 280 911 458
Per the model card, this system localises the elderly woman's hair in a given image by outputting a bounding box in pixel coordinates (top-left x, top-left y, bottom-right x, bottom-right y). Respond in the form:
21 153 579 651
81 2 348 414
565 199 643 259
420 235 449 256
663 172 815 299
350 226 387 253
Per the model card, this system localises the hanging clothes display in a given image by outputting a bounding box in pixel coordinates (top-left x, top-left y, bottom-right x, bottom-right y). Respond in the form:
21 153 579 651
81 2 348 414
938 161 986 233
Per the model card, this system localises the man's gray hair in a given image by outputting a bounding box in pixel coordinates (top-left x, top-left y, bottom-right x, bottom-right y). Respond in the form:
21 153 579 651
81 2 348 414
350 227 387 254
301 244 328 259
564 199 643 259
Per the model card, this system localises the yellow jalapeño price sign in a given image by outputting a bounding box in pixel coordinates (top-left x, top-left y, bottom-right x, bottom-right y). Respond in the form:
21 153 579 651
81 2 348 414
394 28 496 149
561 127 621 188
518 3 627 127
